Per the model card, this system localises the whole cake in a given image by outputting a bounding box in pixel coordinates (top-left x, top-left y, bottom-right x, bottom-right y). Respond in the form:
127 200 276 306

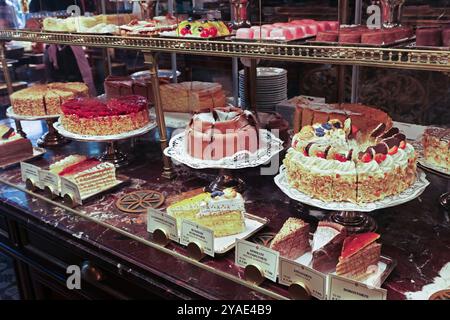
284 118 417 203
269 217 311 260
422 127 450 171
160 81 226 113
0 125 33 165
176 19 230 38
55 157 118 197
336 232 381 280
10 82 89 116
61 95 150 135
186 107 260 160
167 188 246 238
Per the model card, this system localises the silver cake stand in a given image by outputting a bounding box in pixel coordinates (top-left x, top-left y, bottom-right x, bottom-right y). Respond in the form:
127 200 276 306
53 120 157 168
164 130 284 192
275 165 431 234
6 107 69 147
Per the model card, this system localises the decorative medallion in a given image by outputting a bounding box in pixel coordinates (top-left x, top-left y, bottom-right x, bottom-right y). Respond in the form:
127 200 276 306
429 289 450 300
116 190 165 214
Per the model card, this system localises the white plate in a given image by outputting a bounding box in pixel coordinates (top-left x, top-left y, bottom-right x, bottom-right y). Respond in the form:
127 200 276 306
7 106 59 121
53 120 157 142
164 129 284 170
418 159 450 177
274 165 430 212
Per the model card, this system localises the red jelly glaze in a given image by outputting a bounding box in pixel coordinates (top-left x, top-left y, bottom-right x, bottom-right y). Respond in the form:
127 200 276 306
59 158 102 176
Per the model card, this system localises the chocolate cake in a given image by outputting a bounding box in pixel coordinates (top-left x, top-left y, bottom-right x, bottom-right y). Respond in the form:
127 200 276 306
0 125 33 165
270 218 311 260
311 222 347 273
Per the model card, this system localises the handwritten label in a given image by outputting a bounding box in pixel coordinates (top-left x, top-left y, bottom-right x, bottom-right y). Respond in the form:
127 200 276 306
328 274 387 300
279 257 327 300
180 220 214 257
60 177 82 205
38 170 60 195
235 239 279 282
20 162 42 188
147 208 178 242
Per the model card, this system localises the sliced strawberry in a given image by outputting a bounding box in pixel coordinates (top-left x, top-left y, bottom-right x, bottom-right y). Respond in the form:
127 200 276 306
375 153 387 164
334 153 347 162
200 29 210 38
388 145 398 155
180 27 188 36
351 125 359 136
209 27 218 37
361 152 372 163
303 149 309 157
316 151 326 159
399 141 406 150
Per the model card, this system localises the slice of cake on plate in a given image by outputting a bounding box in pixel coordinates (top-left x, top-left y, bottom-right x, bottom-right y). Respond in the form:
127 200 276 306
167 188 246 238
0 125 34 165
336 232 381 280
269 218 311 260
49 155 88 175
311 222 347 273
422 127 449 171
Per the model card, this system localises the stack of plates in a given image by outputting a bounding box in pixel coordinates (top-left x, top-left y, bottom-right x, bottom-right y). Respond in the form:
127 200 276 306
239 67 288 112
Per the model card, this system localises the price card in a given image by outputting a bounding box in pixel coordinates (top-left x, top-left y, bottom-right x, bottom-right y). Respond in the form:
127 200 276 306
147 208 179 242
60 176 82 205
279 257 327 300
180 220 214 258
20 162 42 188
235 239 279 282
328 274 387 300
38 170 60 195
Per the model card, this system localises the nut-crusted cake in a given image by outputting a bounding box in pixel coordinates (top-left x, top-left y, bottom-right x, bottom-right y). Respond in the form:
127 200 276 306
10 82 89 116
284 118 417 203
61 95 150 136
269 218 311 260
167 188 246 238
422 127 450 171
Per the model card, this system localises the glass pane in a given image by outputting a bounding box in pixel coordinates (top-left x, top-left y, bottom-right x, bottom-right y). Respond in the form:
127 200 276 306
0 252 20 300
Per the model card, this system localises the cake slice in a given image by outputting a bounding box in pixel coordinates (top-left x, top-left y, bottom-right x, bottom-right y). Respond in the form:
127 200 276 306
311 222 346 273
269 217 311 260
49 155 88 175
167 188 246 238
336 232 381 280
0 125 33 164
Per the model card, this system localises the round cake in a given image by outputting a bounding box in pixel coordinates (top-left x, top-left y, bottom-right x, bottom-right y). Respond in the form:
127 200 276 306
10 82 89 116
186 107 260 160
61 95 150 136
284 118 417 203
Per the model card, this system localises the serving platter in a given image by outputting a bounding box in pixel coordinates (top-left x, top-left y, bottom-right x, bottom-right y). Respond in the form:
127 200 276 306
274 165 430 212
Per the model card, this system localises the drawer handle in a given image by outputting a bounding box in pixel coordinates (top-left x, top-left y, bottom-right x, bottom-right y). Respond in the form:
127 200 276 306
81 261 104 282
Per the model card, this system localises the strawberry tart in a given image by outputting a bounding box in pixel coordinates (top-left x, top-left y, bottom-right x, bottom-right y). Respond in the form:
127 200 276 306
284 118 417 203
61 95 150 136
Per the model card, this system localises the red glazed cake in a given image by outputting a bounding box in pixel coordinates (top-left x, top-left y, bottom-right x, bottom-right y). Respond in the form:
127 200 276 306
61 95 150 135
186 107 260 160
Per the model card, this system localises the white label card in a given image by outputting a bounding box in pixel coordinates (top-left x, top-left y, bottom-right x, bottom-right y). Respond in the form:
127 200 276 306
60 177 82 205
20 162 42 188
180 220 214 257
147 208 179 242
328 274 387 300
38 170 60 194
235 239 279 282
279 257 327 300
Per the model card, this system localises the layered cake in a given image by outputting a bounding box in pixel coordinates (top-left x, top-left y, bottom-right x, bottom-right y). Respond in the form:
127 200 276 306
0 125 33 164
284 118 417 203
10 82 89 116
176 19 231 38
336 232 381 280
186 107 260 160
118 15 177 36
61 95 150 135
167 188 246 238
49 155 88 175
56 158 118 197
160 81 226 113
311 222 347 273
293 101 393 135
269 218 311 260
104 76 170 101
422 127 450 171
43 14 136 33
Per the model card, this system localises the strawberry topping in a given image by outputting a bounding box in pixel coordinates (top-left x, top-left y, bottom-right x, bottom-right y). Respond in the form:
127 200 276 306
399 141 406 150
375 153 387 164
388 145 398 155
58 158 101 177
361 152 372 163
333 153 347 162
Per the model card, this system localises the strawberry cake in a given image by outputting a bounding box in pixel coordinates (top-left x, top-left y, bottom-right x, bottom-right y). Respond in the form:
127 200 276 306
284 118 417 204
186 107 260 160
61 95 150 136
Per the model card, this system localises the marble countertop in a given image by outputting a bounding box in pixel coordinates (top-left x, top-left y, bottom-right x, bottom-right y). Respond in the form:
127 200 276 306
0 119 449 300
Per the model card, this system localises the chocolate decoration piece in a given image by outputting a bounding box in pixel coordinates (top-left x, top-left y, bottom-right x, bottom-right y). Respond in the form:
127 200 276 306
305 142 315 156
371 123 386 138
324 145 332 158
1 127 14 139
380 127 399 139
383 137 400 148
393 133 406 143
373 142 388 155
344 118 352 138
346 149 353 161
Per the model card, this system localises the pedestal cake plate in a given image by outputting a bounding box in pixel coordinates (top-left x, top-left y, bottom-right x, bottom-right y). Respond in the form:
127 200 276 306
274 165 430 233
53 120 157 168
6 106 69 147
164 129 284 192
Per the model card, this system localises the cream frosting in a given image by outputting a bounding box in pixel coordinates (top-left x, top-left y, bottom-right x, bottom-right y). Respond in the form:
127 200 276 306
197 189 245 216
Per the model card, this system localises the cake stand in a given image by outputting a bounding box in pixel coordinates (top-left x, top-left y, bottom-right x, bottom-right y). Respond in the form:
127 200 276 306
274 165 431 233
53 120 157 168
164 130 284 192
6 107 69 147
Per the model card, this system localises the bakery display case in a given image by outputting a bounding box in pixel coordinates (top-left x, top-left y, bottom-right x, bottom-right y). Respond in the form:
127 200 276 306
0 0 448 301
